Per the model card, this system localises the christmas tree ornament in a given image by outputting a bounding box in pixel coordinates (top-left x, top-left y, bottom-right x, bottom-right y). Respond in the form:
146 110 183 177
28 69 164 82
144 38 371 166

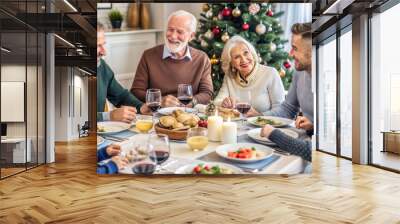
202 4 210 12
232 7 241 17
268 26 273 32
212 16 218 21
269 43 276 52
242 22 249 31
212 26 221 35
201 39 208 47
222 7 231 17
210 54 219 65
205 29 214 39
221 32 230 42
248 3 260 15
267 9 274 17
283 60 291 69
279 68 286 77
206 101 216 116
255 23 266 35
217 11 223 20
206 9 213 18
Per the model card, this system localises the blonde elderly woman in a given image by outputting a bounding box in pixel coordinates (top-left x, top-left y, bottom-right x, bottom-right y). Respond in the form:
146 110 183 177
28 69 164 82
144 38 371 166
214 36 285 117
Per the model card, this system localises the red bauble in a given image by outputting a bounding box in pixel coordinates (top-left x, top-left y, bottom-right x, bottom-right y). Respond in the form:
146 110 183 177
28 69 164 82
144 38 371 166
212 26 221 35
267 9 274 17
283 61 291 69
222 7 231 17
242 23 249 31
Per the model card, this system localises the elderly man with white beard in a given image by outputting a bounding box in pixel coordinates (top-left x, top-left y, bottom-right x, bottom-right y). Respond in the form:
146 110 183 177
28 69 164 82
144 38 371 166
131 10 213 107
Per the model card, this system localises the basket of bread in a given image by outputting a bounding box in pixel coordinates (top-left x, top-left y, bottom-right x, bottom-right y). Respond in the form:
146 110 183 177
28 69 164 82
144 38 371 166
155 109 200 140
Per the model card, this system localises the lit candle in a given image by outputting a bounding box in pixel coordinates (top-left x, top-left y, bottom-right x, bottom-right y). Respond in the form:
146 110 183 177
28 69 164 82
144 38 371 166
222 117 237 144
207 110 223 142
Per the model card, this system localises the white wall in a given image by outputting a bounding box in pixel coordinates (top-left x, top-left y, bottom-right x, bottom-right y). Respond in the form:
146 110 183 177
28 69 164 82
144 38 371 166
54 67 89 141
1 65 31 138
97 3 202 31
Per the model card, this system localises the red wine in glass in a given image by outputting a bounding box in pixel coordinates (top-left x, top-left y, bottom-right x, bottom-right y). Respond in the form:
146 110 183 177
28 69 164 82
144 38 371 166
150 150 170 165
178 96 193 106
147 102 161 113
236 103 251 114
132 162 156 174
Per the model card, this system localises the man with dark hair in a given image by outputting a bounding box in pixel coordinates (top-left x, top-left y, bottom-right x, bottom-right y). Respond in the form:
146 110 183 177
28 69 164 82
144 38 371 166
263 22 313 132
97 23 149 123
260 22 313 162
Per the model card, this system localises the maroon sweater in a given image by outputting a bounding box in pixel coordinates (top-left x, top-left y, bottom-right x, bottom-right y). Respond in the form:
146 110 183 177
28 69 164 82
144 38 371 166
131 45 213 104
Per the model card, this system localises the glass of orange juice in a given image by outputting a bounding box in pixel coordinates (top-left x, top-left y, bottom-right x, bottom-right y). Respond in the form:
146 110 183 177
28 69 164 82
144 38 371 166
135 115 154 133
187 127 208 151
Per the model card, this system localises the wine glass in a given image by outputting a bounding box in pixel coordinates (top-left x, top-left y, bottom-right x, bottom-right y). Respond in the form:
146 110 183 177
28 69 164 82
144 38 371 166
187 127 208 151
177 84 193 112
147 133 170 172
235 91 251 130
146 88 162 121
131 142 157 175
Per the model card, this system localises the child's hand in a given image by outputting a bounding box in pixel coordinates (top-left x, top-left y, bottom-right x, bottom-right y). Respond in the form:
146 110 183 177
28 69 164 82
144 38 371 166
106 144 121 156
111 156 128 170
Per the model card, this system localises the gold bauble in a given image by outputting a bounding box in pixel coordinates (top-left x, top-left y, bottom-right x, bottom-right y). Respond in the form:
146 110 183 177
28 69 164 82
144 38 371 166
279 68 286 77
221 32 230 43
210 54 219 65
232 7 241 17
212 16 218 21
202 4 210 12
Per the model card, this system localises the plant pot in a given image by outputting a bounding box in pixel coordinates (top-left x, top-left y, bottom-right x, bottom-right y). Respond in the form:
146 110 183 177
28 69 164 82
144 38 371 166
111 20 122 29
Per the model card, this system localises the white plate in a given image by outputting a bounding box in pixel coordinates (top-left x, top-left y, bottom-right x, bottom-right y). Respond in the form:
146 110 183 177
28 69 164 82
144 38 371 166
97 135 105 146
157 107 197 115
97 121 131 134
215 143 274 164
247 116 293 128
196 113 241 121
247 128 299 146
175 162 243 174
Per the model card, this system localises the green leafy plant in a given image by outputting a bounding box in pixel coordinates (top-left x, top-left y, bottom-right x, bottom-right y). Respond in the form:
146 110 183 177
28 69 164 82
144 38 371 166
108 9 123 21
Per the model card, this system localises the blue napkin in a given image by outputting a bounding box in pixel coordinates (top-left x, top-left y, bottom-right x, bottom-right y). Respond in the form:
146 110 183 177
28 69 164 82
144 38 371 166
97 139 112 149
97 130 137 149
109 130 137 138
226 154 280 170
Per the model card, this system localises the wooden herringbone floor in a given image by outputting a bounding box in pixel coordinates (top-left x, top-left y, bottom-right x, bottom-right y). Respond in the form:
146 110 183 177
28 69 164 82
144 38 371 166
1 135 400 224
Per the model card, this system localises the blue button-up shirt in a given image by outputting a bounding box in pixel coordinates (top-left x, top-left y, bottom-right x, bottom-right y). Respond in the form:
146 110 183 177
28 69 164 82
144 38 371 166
162 44 192 61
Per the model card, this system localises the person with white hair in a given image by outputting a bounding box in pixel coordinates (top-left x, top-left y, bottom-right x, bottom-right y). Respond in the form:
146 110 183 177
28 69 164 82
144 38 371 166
131 10 213 107
214 35 285 116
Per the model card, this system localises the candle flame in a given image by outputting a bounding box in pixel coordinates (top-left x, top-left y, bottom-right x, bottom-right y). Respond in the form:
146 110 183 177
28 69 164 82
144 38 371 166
227 116 231 122
215 109 218 117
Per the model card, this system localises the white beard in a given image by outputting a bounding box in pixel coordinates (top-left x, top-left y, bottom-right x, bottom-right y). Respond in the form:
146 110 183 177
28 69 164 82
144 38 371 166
165 36 188 54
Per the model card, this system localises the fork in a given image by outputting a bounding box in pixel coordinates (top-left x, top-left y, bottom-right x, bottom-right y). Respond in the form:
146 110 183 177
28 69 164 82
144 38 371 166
241 167 261 173
102 135 128 142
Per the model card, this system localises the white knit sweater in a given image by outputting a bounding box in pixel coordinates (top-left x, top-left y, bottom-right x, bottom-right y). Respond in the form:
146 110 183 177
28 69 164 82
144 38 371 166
214 64 285 113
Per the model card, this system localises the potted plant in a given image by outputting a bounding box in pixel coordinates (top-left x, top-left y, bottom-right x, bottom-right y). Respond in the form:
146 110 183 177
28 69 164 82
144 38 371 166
108 9 123 29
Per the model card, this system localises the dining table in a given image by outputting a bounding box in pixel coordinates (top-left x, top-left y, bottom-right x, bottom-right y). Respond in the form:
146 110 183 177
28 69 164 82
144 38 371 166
97 108 311 175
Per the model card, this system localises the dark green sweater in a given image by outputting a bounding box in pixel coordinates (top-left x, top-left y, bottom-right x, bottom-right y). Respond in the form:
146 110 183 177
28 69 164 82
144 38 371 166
97 59 143 121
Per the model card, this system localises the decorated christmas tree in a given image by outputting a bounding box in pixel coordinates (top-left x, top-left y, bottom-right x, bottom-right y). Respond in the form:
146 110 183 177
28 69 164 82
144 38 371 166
190 3 293 94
